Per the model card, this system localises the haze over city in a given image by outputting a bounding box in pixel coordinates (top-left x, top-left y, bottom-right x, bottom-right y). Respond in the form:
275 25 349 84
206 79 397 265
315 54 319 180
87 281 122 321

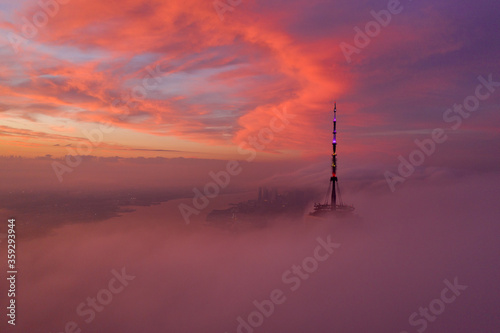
0 0 499 332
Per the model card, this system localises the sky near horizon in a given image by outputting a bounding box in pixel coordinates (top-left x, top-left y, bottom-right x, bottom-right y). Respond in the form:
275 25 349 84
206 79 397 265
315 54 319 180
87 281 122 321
0 0 498 164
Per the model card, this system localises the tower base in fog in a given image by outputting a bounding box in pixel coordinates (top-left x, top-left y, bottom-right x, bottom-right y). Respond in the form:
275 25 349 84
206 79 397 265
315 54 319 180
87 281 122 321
309 203 355 218
309 103 355 218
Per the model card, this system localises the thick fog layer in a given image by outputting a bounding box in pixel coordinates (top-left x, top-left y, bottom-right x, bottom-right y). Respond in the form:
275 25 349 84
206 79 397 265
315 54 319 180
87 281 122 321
1 172 498 333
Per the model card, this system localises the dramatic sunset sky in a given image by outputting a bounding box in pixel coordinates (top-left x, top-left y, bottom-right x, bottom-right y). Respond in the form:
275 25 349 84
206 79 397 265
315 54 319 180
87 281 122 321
0 0 497 164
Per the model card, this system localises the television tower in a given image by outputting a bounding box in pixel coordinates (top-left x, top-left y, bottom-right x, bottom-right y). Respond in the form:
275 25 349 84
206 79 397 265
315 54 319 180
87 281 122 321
331 102 338 210
310 102 354 216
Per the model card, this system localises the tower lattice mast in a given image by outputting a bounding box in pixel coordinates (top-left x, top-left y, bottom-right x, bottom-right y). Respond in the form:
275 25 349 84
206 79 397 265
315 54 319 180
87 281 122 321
331 102 337 210
309 102 354 217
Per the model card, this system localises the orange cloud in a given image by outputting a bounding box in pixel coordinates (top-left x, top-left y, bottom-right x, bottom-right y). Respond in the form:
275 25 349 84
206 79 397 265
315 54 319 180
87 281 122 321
1 0 498 163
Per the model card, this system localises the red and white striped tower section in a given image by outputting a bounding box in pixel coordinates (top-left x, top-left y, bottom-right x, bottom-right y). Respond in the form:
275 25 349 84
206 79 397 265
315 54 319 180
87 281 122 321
331 102 338 210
